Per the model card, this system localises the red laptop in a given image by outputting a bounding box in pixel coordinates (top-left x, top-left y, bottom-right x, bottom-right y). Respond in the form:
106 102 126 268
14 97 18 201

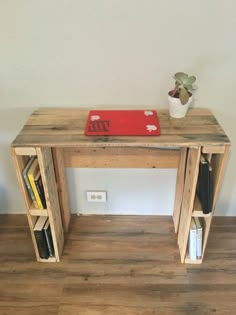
84 110 160 136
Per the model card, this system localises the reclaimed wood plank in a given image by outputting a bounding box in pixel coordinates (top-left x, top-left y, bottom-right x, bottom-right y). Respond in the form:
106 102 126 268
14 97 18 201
10 149 42 260
202 145 225 154
37 147 64 261
11 150 32 210
173 147 187 232
202 145 230 258
64 147 179 168
177 147 201 263
14 147 36 156
11 108 230 148
52 148 71 233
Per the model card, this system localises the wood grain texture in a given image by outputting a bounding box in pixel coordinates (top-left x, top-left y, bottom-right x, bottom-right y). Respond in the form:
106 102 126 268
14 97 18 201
177 147 201 262
0 214 236 315
14 147 37 156
64 147 179 168
202 145 230 257
10 108 231 269
11 149 33 211
52 148 71 233
173 148 187 232
202 145 225 154
11 108 230 148
37 147 64 261
10 149 42 260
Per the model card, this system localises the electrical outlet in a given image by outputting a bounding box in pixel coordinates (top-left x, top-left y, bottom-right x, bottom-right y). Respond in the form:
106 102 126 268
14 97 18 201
86 191 107 202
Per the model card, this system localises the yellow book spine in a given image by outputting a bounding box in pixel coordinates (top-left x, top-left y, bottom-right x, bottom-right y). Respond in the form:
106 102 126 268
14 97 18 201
28 174 43 209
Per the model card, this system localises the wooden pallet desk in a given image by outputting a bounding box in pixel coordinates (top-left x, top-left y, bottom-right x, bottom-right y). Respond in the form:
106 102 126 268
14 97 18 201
11 108 230 263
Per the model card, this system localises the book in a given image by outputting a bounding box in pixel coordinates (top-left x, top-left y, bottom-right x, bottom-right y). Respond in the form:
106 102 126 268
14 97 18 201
188 218 197 260
27 158 44 209
22 156 38 208
84 110 161 136
196 154 213 214
194 217 203 259
34 170 47 209
33 216 49 259
43 219 55 257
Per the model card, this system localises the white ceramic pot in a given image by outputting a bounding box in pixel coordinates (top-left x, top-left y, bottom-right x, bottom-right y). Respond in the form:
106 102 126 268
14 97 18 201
168 92 192 118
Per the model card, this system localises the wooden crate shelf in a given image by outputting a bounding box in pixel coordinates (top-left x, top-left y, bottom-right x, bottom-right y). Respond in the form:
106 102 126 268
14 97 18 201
29 209 48 216
11 147 64 262
185 255 203 264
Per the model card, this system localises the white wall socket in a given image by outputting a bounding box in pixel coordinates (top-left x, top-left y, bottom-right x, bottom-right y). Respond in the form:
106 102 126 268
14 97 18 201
86 191 107 202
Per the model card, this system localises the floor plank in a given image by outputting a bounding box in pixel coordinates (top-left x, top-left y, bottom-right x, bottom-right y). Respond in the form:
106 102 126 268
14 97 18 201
0 214 236 314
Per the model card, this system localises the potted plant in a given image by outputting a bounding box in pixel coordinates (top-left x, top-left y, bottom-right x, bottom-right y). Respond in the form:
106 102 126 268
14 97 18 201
168 72 196 118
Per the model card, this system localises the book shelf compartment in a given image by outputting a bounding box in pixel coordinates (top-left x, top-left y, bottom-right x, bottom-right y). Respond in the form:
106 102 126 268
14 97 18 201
11 149 63 262
33 215 56 260
184 148 229 264
192 196 212 217
12 154 47 213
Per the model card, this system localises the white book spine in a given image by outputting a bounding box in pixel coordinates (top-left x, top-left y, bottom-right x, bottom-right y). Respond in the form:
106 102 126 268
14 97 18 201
195 218 203 259
189 219 197 260
196 229 202 258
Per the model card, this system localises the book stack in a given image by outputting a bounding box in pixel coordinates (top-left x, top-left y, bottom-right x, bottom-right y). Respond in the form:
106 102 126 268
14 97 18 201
22 157 47 209
33 216 55 259
188 217 203 260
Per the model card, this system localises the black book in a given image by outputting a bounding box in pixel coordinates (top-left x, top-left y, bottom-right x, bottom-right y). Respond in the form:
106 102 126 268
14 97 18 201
196 155 213 214
33 216 49 259
34 171 47 209
43 219 55 257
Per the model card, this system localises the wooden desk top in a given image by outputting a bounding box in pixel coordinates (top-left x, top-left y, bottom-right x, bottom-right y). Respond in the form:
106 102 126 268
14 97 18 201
12 108 230 148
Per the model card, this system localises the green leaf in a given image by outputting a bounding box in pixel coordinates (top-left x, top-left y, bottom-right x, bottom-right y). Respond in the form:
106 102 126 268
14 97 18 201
184 83 193 90
182 77 189 85
174 72 188 81
188 76 196 84
179 87 189 105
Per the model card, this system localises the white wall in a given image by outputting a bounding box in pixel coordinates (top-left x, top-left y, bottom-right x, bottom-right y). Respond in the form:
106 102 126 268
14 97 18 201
0 0 235 215
67 168 177 215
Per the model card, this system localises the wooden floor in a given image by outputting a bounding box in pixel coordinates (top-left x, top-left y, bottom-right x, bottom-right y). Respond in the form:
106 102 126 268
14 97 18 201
0 215 236 315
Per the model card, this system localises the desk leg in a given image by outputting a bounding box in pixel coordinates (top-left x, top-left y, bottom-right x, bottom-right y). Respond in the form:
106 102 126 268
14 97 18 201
52 148 71 233
201 145 230 258
37 147 64 261
173 148 187 233
177 146 201 263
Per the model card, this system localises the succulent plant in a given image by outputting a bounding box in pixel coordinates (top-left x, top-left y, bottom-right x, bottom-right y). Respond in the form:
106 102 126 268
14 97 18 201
170 72 196 105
